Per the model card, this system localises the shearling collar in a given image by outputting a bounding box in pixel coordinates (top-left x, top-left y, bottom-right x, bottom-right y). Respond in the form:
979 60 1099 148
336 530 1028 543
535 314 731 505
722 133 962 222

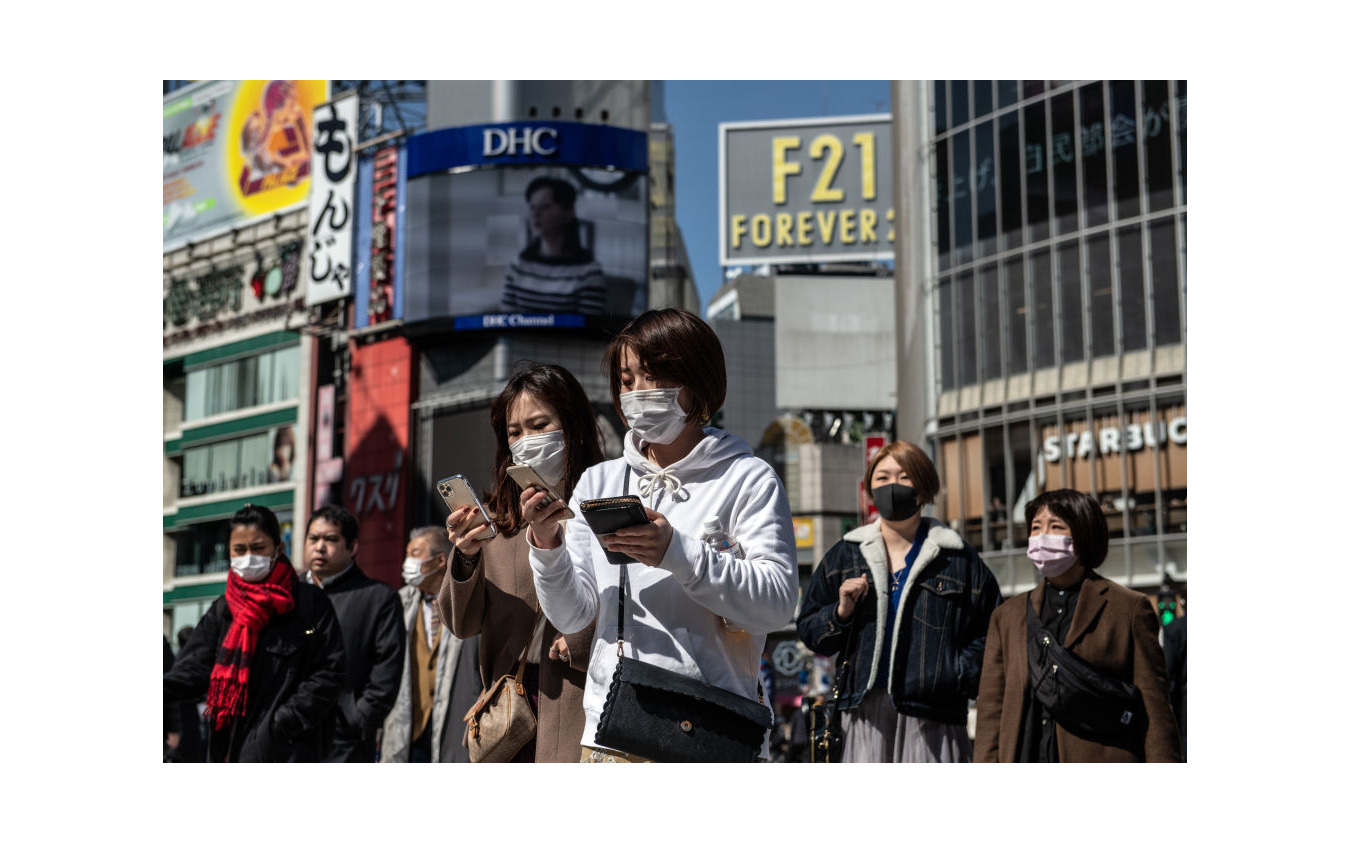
844 517 965 694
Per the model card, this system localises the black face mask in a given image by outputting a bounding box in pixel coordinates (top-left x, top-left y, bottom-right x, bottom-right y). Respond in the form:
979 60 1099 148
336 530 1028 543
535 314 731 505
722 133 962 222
872 483 920 522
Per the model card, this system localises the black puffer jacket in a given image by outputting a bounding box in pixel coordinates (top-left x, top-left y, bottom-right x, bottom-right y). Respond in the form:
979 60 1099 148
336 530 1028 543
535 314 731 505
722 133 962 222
163 579 346 762
796 519 1002 726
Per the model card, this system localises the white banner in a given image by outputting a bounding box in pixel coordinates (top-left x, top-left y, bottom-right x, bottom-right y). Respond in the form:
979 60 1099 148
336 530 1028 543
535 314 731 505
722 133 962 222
304 95 358 306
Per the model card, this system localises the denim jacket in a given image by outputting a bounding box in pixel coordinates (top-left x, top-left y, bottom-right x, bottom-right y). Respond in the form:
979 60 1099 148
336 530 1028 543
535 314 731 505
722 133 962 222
796 519 1003 726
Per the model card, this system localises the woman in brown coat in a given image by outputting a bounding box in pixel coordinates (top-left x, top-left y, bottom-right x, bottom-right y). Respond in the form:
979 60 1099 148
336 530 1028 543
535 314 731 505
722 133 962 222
439 364 603 762
974 489 1181 762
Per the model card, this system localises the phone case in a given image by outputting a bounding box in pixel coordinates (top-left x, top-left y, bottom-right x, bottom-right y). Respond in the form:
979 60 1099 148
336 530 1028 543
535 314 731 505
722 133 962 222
579 495 649 564
436 475 499 539
504 464 575 520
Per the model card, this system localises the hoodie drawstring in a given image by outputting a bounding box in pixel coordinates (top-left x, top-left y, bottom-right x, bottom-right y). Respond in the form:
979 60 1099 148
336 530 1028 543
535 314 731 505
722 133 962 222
636 468 684 500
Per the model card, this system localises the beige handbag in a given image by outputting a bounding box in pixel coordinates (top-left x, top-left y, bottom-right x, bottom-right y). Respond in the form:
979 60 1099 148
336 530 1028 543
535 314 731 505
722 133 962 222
462 617 539 763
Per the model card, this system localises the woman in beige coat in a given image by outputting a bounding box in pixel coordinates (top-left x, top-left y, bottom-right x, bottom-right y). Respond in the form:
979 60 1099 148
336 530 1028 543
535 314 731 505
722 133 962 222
439 364 603 762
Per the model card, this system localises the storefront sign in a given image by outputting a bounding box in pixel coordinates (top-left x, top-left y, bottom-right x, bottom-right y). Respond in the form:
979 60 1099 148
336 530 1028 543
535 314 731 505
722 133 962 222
406 121 648 174
1043 416 1187 462
720 115 894 266
163 241 304 349
368 145 398 323
305 95 358 306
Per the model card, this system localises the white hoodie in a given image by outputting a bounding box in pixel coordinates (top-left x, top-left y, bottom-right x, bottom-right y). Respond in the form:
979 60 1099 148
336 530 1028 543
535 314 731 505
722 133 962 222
528 427 799 756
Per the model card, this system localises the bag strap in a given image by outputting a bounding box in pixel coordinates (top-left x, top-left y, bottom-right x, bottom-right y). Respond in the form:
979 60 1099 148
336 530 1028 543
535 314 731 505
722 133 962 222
616 466 632 657
831 604 859 705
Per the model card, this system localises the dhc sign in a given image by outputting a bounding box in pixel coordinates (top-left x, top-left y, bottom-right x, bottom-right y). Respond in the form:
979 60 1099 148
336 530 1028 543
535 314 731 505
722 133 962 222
406 122 648 177
482 126 559 157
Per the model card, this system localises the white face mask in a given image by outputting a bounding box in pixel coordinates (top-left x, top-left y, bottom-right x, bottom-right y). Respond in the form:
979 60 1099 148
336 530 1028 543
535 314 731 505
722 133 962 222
276 445 294 463
509 430 567 490
619 387 689 445
231 554 275 583
402 556 431 587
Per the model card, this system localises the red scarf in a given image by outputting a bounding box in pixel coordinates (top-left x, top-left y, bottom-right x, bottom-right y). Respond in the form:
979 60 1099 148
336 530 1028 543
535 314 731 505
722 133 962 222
206 555 298 730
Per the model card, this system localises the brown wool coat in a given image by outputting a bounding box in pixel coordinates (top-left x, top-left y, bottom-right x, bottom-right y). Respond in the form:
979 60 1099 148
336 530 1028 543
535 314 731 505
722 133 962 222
974 572 1182 763
438 530 594 763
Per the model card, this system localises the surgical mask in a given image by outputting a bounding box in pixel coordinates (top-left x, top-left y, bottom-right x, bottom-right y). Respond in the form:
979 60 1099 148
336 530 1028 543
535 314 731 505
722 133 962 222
619 387 689 445
1027 534 1078 577
403 556 431 587
276 445 293 462
872 483 920 522
509 430 567 489
231 554 275 583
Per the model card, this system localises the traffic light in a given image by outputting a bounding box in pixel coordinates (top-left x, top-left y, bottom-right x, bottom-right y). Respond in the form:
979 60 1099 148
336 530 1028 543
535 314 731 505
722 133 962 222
1156 584 1178 627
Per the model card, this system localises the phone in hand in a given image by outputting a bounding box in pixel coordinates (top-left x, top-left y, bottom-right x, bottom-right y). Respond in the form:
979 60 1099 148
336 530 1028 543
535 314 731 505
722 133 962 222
436 475 498 539
505 464 575 520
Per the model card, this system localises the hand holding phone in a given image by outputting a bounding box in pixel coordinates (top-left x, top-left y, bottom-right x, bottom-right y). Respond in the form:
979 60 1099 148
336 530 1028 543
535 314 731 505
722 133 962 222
437 475 498 554
505 464 574 520
579 495 653 565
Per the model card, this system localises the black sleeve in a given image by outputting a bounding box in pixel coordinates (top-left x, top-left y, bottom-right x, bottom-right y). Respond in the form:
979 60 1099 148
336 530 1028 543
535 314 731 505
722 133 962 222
795 543 850 656
354 586 407 730
954 550 1004 700
164 598 225 703
271 589 346 741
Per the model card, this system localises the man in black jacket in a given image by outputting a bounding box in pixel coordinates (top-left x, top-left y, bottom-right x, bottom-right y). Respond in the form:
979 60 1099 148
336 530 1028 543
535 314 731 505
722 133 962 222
304 505 406 762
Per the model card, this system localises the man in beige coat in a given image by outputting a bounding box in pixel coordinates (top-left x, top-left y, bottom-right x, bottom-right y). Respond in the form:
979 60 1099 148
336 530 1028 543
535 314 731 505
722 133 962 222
382 526 481 762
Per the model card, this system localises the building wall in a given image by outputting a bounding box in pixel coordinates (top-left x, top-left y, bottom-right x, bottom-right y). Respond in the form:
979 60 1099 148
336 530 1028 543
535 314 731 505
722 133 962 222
711 318 777 447
344 335 415 588
899 80 1187 596
427 80 649 131
773 274 898 412
162 207 313 638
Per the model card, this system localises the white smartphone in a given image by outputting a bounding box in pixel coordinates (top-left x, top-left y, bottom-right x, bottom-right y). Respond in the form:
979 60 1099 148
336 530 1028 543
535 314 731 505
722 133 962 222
505 464 575 520
436 474 499 539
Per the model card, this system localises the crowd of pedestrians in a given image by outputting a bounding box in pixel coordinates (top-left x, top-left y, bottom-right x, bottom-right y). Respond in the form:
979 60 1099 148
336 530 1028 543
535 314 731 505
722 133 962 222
164 307 1185 763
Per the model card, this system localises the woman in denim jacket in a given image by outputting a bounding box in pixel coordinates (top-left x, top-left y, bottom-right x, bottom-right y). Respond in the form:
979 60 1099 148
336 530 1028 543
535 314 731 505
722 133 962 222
797 441 1002 762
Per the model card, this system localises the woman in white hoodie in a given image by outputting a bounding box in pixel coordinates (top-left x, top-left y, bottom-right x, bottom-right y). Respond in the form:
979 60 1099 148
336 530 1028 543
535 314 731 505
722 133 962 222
524 308 799 762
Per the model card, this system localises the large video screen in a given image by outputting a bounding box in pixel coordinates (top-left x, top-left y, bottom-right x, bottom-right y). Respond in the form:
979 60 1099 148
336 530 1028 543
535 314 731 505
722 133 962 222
403 165 648 323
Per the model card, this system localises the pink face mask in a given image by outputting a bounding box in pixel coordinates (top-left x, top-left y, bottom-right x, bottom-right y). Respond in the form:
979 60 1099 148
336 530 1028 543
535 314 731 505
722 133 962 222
1027 534 1077 577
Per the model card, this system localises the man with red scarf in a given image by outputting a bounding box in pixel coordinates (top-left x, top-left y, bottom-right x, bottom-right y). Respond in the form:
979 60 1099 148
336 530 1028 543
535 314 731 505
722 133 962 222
164 505 345 762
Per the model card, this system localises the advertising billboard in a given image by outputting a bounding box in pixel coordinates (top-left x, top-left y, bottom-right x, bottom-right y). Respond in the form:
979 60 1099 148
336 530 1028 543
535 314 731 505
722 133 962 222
304 93 359 306
163 80 328 250
401 121 649 327
720 115 893 266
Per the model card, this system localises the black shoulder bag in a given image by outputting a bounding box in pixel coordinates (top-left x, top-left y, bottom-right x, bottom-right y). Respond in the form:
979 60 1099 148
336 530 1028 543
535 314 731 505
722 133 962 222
1025 593 1145 740
593 469 773 763
807 609 857 763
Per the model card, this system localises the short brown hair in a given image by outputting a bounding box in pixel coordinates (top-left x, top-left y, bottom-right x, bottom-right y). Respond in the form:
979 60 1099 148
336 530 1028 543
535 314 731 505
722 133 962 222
1023 488 1109 570
863 441 941 507
602 308 726 426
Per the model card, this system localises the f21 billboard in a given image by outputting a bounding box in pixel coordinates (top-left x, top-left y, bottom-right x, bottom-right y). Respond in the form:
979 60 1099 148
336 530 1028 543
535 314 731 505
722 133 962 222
402 122 649 327
720 115 894 266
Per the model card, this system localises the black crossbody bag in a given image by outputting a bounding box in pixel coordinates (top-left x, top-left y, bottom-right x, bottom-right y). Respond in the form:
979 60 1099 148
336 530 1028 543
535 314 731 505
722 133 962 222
1025 593 1145 740
593 469 772 763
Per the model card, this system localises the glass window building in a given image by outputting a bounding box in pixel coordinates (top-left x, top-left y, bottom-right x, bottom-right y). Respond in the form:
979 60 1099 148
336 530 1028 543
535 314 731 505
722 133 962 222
896 80 1186 597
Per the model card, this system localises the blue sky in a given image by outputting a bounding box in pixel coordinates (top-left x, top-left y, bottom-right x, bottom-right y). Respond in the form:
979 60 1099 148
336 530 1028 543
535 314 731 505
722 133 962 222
662 80 893 312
